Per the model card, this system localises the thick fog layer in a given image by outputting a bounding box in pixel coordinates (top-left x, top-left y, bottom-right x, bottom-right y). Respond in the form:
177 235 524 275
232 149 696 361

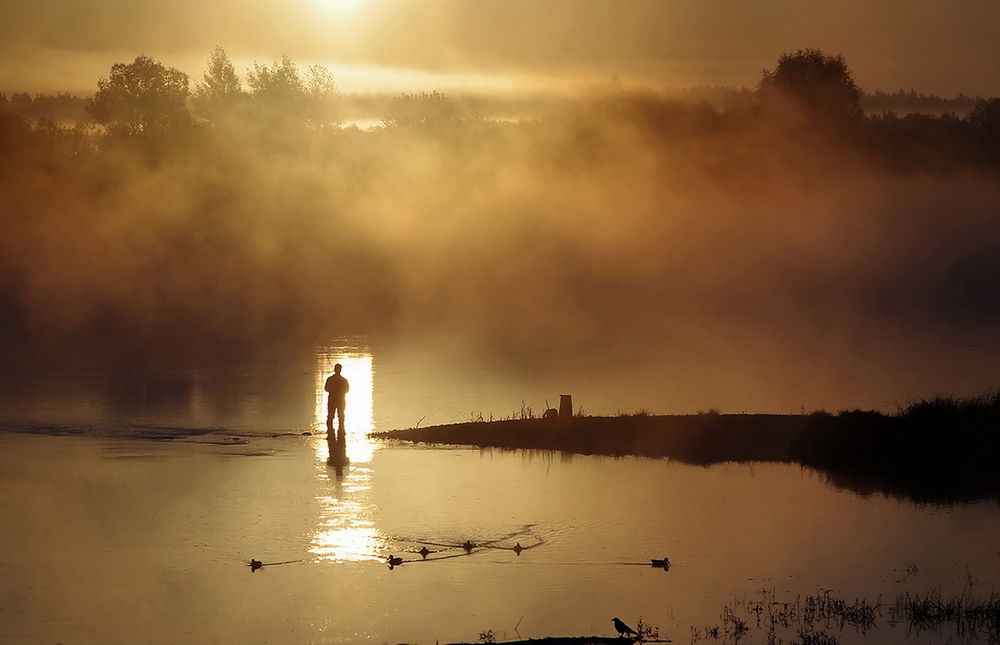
2 50 999 409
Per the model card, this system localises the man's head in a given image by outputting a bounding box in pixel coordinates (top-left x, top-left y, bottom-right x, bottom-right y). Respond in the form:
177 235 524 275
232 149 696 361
334 363 342 374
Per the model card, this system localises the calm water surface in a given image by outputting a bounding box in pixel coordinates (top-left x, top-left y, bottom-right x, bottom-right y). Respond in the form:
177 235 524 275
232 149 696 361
1 339 999 644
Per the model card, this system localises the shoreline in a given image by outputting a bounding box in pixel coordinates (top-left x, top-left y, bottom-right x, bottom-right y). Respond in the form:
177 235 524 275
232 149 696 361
373 407 1000 503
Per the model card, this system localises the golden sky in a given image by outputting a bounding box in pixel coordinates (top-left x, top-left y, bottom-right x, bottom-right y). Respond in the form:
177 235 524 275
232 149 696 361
2 0 999 95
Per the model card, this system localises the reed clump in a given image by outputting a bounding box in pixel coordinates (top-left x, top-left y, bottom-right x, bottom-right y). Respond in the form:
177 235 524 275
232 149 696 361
694 589 870 644
692 587 1000 644
890 587 1000 640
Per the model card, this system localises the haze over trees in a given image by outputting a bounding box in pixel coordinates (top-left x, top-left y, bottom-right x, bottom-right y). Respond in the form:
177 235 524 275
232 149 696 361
382 91 462 130
244 55 340 130
1 48 1000 364
191 46 243 123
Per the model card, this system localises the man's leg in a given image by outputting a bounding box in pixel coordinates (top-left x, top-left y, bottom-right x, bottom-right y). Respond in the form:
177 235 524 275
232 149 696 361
336 402 346 435
325 401 338 461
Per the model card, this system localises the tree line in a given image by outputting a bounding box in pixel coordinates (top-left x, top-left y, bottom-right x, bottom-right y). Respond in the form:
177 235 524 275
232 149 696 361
1 47 999 164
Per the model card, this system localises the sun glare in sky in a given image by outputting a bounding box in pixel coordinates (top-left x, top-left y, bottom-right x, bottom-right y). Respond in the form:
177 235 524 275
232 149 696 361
312 0 368 17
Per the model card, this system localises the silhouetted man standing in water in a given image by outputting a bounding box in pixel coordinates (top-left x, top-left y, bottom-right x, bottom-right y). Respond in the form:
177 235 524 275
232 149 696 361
325 363 350 435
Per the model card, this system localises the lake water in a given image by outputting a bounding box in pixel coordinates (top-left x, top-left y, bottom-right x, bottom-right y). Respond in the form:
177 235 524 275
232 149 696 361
1 338 999 644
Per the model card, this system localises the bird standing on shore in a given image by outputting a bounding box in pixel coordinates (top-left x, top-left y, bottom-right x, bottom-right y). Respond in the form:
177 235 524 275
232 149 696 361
612 617 639 639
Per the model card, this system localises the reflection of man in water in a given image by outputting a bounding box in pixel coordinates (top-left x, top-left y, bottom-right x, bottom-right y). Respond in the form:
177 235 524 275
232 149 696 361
325 363 350 433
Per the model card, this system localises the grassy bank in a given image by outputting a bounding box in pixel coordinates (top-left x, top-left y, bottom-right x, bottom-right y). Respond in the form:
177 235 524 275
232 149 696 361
446 587 1000 644
373 393 1000 503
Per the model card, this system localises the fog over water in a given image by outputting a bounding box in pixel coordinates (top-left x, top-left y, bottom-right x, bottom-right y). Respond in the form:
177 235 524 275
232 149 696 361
4 80 1000 412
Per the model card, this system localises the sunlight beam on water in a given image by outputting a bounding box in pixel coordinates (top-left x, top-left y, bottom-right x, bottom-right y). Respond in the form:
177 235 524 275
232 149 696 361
310 343 383 564
313 346 375 463
310 494 385 563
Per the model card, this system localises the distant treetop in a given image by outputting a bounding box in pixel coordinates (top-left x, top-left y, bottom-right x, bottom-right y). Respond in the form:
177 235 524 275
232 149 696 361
758 48 863 123
192 46 243 122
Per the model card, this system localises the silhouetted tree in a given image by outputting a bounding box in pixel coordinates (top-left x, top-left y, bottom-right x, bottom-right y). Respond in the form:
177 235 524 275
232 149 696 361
86 55 190 137
967 98 1000 160
758 49 863 124
192 46 244 123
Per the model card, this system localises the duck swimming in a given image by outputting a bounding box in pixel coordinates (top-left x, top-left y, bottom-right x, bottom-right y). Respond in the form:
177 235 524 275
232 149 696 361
650 556 670 569
250 559 263 571
386 555 404 568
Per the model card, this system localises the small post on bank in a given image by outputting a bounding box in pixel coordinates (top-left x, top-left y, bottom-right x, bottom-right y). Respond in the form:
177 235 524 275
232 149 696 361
559 394 573 419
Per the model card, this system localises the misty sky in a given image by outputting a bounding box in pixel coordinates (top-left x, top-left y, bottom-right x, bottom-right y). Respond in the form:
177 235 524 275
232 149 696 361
2 0 999 96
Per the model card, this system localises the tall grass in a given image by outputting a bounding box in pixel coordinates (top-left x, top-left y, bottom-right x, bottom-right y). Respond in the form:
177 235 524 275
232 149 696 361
695 587 1000 644
898 390 1000 423
890 586 1000 640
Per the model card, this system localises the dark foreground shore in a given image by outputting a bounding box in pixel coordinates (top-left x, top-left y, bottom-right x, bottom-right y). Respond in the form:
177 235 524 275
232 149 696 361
449 638 645 645
374 396 1000 503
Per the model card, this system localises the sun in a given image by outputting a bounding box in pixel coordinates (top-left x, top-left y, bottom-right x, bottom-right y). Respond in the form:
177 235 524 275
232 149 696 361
312 0 367 16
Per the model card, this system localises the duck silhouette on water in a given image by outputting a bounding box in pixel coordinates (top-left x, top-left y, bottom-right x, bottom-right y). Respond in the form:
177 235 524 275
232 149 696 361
386 555 404 569
651 556 670 570
249 558 263 572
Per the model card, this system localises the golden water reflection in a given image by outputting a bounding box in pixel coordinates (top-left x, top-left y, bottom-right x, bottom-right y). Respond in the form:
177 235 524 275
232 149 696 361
310 344 384 563
311 493 386 563
312 348 375 464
